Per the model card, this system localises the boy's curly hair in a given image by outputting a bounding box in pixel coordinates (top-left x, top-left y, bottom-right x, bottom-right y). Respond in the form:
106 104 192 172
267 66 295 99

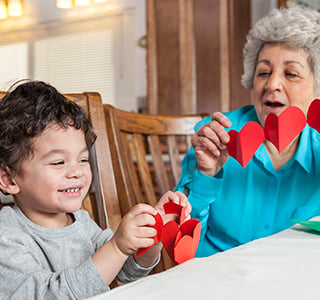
0 80 96 179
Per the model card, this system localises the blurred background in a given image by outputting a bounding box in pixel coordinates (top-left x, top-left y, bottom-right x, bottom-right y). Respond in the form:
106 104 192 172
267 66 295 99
0 0 146 112
0 0 302 114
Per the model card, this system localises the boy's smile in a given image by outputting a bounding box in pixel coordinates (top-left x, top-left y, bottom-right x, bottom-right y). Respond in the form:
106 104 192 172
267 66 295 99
11 123 92 228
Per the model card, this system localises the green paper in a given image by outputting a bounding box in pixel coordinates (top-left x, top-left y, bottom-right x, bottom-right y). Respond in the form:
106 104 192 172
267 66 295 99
292 219 320 232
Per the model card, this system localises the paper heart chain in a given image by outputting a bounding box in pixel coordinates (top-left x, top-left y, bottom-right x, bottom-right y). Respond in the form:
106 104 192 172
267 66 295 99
227 121 265 168
307 99 320 132
227 100 320 168
135 202 201 265
264 106 306 153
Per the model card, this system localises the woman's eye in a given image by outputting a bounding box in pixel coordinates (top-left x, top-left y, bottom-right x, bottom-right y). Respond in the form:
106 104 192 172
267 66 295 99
80 158 89 163
258 71 270 77
285 72 297 78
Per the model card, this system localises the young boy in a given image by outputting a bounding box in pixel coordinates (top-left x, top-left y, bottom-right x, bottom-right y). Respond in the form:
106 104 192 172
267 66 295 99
0 81 191 299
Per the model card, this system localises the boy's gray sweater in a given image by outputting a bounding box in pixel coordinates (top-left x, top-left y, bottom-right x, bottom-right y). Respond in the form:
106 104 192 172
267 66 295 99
0 206 155 299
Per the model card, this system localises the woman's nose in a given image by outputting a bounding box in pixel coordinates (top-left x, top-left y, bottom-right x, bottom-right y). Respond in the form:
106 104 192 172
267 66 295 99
265 73 282 91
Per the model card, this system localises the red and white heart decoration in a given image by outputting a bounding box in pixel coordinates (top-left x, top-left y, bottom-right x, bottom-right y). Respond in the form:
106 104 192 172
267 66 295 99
227 121 265 168
227 99 320 168
136 202 201 265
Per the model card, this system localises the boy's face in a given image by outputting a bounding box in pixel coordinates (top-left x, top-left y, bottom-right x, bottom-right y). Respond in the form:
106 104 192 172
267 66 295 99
12 123 92 227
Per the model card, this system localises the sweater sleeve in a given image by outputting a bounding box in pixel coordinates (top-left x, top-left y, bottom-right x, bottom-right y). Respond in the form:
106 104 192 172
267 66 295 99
91 216 160 284
116 254 160 283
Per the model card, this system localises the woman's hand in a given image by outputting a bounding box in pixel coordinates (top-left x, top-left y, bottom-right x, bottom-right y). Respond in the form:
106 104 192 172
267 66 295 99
155 190 191 224
191 112 232 177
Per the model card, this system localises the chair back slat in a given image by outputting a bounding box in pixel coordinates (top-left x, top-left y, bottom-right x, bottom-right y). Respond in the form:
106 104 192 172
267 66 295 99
166 135 182 184
133 133 158 207
84 92 121 232
120 132 144 209
148 135 170 196
116 110 204 135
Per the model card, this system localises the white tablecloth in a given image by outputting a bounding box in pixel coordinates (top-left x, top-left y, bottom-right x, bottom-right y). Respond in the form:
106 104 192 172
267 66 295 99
88 223 320 300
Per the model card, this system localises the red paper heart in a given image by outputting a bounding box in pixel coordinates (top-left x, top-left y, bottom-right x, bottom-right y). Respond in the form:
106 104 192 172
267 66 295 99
174 219 201 264
136 203 201 264
227 121 265 167
135 213 163 258
307 99 320 132
164 201 186 224
264 106 306 153
160 221 180 261
160 202 186 262
161 219 201 264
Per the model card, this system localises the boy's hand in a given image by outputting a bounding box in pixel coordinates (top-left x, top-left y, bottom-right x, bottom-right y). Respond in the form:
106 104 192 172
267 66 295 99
155 191 192 224
113 203 158 256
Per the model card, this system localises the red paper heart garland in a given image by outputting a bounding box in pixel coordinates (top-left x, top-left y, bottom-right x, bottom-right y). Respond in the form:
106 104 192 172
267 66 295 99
227 104 315 168
307 98 320 133
227 122 265 167
264 106 306 153
135 202 201 265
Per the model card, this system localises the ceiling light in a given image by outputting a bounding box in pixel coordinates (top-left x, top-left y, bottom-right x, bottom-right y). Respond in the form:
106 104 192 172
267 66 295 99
56 0 73 9
0 0 7 19
75 0 90 6
7 0 23 17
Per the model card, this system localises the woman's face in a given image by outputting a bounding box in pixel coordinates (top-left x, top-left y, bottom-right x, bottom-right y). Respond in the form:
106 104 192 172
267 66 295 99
252 43 317 126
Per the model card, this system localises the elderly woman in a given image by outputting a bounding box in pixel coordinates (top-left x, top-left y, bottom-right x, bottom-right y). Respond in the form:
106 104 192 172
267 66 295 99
175 6 320 257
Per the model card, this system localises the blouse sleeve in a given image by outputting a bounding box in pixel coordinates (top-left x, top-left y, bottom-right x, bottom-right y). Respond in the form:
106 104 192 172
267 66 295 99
174 138 224 241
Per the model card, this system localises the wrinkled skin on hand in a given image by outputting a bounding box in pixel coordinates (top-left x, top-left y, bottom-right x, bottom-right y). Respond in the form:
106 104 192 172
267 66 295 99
191 112 232 177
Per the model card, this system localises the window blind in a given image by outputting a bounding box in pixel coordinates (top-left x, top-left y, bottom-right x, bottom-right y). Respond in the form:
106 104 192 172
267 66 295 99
0 9 138 110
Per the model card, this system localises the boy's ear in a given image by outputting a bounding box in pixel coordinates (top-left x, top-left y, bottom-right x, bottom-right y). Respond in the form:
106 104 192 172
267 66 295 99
0 168 20 195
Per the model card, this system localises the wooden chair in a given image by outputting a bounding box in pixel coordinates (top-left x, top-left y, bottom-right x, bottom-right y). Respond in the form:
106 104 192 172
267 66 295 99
104 104 209 271
67 93 121 231
0 92 122 232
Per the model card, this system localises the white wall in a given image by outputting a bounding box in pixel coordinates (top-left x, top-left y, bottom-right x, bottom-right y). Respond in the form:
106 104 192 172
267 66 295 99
0 1 279 110
251 0 277 24
0 1 146 39
0 0 146 111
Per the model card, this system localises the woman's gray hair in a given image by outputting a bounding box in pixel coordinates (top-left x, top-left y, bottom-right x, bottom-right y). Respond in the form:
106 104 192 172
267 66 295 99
241 5 320 93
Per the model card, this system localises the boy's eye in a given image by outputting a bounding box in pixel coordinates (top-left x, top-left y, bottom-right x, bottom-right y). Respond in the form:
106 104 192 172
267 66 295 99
50 160 64 166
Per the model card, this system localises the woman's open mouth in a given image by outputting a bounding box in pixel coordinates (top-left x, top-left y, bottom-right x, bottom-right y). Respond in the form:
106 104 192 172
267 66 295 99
264 100 286 115
265 100 285 108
